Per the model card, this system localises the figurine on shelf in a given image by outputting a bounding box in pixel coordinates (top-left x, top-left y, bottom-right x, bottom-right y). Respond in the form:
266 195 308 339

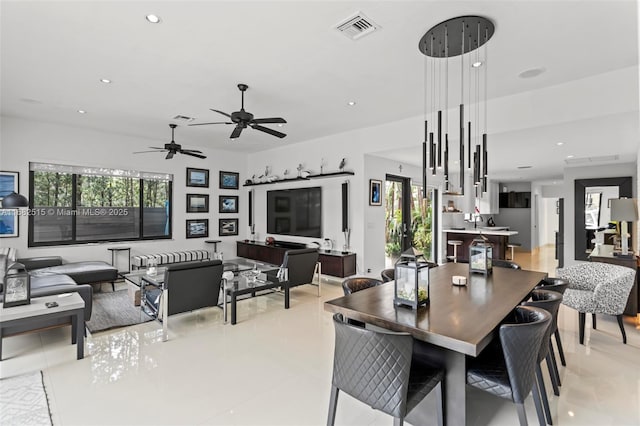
297 163 303 178
339 158 346 172
320 158 326 175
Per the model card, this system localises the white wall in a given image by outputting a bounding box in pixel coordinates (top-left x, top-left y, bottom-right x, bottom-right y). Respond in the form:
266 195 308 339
0 116 246 263
538 197 558 246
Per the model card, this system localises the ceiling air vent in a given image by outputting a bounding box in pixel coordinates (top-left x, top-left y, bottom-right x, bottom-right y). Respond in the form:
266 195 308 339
172 114 194 122
565 154 619 165
335 12 380 40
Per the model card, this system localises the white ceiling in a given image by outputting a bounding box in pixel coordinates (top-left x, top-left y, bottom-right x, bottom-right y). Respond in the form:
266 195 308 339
1 1 638 181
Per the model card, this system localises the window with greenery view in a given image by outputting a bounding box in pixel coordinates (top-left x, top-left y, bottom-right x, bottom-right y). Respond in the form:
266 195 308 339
28 163 172 246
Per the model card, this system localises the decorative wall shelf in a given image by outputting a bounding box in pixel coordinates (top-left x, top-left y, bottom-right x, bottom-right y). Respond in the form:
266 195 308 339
242 171 354 187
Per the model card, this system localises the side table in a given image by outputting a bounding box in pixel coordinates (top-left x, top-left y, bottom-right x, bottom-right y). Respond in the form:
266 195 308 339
108 246 131 275
0 293 85 360
205 240 222 258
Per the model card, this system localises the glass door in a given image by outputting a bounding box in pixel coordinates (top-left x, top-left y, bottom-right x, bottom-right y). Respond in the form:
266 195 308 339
385 175 436 267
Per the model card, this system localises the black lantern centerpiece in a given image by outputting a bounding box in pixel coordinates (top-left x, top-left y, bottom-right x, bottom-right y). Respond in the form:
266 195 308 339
469 235 493 275
394 247 430 309
3 262 31 308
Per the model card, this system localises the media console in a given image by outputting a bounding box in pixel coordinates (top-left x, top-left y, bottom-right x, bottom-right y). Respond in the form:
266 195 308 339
236 241 356 278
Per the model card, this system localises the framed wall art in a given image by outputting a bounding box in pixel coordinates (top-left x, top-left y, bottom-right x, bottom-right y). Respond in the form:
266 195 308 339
219 195 238 213
186 194 209 213
0 210 18 238
0 171 19 200
186 168 209 188
186 219 209 238
219 218 238 236
219 171 239 190
369 179 382 206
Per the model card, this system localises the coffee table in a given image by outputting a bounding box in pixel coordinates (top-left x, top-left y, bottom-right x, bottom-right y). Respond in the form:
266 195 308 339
0 293 85 360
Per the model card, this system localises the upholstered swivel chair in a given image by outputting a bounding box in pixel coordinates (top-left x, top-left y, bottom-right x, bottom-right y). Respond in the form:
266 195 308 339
523 289 564 424
328 313 445 426
558 262 635 344
492 259 522 269
281 248 321 295
466 306 551 426
341 277 383 295
535 278 569 367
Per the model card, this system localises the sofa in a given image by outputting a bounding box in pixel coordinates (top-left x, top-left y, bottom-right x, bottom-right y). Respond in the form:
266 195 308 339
0 253 95 336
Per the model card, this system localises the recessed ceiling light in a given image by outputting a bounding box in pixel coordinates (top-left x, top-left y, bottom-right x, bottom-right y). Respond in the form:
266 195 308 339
552 181 557 185
518 67 546 79
567 155 574 159
277 124 284 127
77 110 86 114
556 142 564 146
472 61 483 68
347 101 356 106
100 78 111 84
146 14 161 24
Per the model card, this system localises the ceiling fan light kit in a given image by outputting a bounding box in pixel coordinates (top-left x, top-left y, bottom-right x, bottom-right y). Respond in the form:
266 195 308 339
189 83 287 140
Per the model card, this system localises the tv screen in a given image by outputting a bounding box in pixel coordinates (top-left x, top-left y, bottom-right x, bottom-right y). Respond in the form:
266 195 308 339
267 187 322 238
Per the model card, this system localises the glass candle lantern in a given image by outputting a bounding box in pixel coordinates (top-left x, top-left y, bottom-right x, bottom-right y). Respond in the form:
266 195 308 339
394 250 430 309
469 236 493 275
3 262 31 308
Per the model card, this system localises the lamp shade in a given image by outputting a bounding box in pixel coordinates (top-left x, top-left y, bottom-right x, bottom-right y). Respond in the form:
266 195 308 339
610 198 638 222
1 192 29 208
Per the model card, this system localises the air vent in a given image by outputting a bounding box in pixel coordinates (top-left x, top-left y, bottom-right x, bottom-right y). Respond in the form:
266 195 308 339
565 154 619 165
335 12 380 40
172 115 194 122
517 165 532 169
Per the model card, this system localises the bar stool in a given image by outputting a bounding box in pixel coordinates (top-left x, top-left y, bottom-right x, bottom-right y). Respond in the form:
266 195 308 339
447 240 463 263
507 242 521 260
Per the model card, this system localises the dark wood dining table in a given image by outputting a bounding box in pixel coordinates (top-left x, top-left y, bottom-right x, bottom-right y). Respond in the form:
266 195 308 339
324 262 547 426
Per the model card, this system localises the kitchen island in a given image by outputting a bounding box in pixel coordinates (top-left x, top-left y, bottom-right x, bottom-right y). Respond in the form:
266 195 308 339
443 228 519 262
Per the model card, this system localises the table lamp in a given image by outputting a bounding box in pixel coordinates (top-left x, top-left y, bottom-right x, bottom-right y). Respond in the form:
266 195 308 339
610 198 638 256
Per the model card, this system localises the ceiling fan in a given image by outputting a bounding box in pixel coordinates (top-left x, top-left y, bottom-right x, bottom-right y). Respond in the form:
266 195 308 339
189 83 287 139
134 124 206 160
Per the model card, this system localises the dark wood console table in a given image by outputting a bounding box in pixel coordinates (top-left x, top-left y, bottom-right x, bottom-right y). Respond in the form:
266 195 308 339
236 241 356 278
590 247 638 316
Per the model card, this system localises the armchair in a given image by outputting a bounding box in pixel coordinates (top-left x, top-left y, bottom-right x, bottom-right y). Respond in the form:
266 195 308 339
559 262 635 344
280 248 321 296
142 260 223 341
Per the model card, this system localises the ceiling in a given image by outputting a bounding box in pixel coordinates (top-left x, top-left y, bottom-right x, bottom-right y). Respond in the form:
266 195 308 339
1 1 638 181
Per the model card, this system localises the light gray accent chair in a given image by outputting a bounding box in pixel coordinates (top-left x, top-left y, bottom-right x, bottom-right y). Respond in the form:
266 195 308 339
559 262 635 344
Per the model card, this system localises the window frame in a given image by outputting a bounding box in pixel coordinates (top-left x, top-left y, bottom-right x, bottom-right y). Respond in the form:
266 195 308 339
28 167 173 247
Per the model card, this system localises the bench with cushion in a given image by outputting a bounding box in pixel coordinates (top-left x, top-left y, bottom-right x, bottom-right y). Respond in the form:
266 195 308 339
132 250 210 270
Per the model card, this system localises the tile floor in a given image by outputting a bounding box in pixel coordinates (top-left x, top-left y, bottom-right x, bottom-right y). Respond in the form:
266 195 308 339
1 249 640 425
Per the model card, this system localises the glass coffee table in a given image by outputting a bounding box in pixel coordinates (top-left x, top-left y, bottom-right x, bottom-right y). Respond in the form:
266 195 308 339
123 258 287 325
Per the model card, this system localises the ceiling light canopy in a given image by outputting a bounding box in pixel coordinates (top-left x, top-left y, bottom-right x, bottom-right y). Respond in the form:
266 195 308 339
419 16 494 199
100 78 111 84
347 101 356 106
77 109 86 114
145 14 161 23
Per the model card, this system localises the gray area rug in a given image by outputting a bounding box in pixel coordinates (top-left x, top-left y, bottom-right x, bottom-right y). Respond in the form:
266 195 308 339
0 371 52 426
87 289 152 333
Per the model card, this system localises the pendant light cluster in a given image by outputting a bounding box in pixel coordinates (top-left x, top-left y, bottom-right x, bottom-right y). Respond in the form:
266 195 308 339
419 16 494 198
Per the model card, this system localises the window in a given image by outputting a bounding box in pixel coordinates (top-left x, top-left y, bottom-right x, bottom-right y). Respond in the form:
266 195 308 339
28 163 172 246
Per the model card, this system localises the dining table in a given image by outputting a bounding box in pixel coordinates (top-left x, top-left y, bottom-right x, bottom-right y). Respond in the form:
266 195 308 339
324 262 547 426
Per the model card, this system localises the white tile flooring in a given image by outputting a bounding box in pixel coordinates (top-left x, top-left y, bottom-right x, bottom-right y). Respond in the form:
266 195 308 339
2 265 640 425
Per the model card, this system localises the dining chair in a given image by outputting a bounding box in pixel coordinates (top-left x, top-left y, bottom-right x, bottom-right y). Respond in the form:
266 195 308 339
558 262 635 344
523 289 564 425
466 306 551 426
492 259 522 269
535 278 569 367
328 313 445 426
341 277 383 295
380 268 395 282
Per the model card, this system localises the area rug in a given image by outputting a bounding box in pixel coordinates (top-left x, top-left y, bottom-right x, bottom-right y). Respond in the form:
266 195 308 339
0 371 53 426
86 289 152 333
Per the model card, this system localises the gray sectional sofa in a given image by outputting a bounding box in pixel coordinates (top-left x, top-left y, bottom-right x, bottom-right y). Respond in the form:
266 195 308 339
0 252 117 336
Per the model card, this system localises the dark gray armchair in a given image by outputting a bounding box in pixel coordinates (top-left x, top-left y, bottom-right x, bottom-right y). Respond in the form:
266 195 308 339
142 260 223 341
281 248 320 296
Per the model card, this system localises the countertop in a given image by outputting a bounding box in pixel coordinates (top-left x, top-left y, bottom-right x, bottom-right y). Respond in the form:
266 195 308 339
443 228 519 236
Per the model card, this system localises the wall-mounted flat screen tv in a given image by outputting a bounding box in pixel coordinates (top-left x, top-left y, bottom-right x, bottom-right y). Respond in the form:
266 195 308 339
267 187 321 238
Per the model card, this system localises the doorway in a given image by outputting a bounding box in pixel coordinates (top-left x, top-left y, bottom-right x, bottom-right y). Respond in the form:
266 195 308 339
384 174 436 267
